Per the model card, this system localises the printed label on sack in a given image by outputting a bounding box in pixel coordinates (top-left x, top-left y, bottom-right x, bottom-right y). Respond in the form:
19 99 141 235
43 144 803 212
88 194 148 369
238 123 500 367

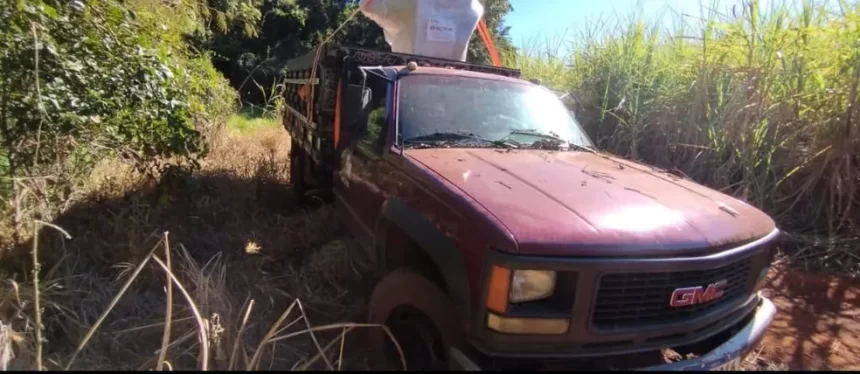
427 18 456 43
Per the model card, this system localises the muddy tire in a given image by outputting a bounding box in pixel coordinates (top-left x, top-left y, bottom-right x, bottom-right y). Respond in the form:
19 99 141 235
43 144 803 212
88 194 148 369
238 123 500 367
289 140 306 202
367 268 464 370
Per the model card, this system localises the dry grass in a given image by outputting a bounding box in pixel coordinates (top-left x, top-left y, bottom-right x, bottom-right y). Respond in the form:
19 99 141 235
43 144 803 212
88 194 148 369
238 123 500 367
0 125 397 370
741 345 791 371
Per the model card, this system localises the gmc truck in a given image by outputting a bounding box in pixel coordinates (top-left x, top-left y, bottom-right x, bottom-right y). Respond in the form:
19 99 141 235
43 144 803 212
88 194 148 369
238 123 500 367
283 44 779 370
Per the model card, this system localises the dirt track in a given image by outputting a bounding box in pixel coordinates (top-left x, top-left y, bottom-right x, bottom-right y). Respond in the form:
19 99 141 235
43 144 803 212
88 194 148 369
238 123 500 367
747 267 860 370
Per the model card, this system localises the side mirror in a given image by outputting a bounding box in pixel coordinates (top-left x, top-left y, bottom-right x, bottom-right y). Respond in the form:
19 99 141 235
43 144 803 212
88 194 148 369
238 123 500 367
341 84 371 136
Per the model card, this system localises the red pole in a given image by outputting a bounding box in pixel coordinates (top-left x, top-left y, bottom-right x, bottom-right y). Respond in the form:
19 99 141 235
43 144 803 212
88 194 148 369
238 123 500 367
477 18 501 67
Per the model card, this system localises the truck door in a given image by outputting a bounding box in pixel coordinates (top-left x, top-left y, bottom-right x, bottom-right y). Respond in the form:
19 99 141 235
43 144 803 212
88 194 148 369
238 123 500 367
333 77 393 256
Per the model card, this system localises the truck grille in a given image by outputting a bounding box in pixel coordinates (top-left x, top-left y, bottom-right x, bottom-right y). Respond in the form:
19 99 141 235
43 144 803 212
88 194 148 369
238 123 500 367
592 258 753 331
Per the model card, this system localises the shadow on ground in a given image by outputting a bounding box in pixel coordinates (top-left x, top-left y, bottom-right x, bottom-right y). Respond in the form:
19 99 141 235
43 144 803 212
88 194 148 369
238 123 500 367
0 167 379 370
752 267 860 370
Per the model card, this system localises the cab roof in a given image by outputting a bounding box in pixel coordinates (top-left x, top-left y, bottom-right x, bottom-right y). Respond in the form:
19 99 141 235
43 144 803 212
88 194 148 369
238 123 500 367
392 65 533 86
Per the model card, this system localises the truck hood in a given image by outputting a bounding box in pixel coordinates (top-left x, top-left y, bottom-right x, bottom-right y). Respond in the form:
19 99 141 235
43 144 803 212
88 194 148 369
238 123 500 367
404 148 777 257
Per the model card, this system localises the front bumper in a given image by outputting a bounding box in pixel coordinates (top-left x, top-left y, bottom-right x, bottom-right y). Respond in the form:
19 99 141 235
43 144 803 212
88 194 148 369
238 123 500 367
451 294 776 371
472 231 778 357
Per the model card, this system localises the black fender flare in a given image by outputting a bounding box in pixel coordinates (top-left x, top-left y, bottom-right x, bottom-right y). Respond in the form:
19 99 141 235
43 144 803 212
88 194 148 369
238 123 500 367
374 198 471 316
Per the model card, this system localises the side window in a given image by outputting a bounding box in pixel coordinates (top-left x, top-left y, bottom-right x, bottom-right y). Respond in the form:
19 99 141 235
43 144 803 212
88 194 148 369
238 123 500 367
357 90 389 153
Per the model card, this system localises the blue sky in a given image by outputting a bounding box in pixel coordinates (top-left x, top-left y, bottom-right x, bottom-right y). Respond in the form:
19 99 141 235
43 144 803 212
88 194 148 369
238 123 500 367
505 0 759 52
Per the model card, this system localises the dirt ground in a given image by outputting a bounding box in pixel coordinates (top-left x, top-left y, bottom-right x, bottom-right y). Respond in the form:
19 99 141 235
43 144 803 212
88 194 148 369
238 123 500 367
742 266 860 370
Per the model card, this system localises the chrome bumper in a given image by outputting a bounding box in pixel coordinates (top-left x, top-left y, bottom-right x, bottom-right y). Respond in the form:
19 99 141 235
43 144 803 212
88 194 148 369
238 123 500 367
450 293 777 371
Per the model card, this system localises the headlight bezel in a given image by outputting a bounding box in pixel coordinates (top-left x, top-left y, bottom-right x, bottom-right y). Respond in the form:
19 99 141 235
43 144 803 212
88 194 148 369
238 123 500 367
485 264 560 314
483 263 570 335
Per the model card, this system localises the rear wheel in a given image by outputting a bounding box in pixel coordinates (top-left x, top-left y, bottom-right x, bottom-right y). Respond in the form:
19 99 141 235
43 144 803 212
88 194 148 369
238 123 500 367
367 269 463 370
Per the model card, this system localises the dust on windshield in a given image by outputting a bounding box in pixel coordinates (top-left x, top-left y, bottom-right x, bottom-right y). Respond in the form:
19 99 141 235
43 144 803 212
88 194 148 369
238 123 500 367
396 74 593 151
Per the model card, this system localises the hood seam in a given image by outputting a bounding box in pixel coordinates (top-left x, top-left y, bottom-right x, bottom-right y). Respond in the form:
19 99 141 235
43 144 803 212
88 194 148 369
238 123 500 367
466 150 599 232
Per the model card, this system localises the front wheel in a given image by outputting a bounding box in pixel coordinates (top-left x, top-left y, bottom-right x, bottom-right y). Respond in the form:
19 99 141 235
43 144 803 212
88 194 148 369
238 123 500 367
367 269 464 370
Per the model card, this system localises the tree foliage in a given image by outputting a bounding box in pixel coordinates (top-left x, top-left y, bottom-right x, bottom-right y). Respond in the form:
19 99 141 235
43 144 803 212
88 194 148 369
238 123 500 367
0 0 516 198
0 0 235 197
196 0 516 104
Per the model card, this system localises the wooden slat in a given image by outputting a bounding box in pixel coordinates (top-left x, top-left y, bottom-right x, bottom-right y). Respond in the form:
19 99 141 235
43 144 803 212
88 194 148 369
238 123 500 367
282 78 319 85
282 104 318 131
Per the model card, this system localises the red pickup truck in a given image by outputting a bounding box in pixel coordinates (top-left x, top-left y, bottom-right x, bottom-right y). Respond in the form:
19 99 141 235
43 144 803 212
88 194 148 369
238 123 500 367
283 44 779 370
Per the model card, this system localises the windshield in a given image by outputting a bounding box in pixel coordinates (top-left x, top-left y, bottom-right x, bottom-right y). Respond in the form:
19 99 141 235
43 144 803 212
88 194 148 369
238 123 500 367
396 74 593 150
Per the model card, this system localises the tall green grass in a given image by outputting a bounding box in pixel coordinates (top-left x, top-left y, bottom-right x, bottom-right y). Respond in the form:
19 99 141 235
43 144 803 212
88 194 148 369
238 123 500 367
227 107 281 134
507 0 860 274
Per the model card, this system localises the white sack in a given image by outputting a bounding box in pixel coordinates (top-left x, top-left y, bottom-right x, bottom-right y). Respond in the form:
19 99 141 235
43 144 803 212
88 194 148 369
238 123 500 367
359 0 484 62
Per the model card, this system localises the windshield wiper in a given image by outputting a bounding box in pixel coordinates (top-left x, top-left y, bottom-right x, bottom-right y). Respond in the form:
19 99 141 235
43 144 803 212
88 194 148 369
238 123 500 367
507 129 597 153
403 131 519 149
508 128 565 141
565 143 597 153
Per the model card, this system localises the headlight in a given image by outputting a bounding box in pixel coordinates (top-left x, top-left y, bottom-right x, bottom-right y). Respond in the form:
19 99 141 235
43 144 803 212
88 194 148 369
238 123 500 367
509 270 556 303
484 267 568 335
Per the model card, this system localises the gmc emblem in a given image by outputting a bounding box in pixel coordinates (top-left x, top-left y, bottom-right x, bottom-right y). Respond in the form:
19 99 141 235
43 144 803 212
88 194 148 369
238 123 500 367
669 279 728 307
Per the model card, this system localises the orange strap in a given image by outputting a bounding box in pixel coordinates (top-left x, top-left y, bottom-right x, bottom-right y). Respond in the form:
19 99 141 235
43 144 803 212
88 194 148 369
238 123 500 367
333 80 342 148
477 18 501 67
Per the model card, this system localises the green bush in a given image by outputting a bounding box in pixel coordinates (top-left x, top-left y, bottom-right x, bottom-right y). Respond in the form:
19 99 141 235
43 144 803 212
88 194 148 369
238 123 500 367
0 0 236 200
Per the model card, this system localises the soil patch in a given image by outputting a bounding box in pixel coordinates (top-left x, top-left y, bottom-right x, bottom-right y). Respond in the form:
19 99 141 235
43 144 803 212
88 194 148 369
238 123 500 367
745 267 860 370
